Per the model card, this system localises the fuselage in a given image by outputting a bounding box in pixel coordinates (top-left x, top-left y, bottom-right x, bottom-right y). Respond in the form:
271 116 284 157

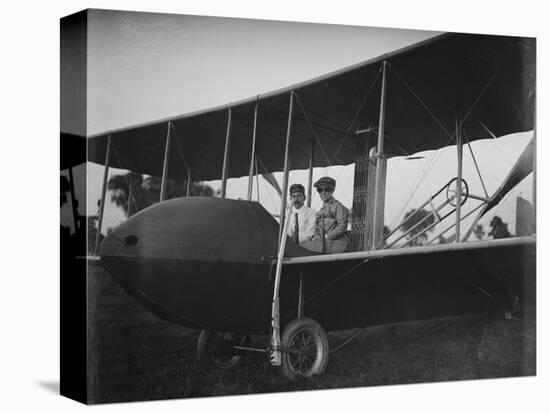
100 197 536 334
100 197 310 333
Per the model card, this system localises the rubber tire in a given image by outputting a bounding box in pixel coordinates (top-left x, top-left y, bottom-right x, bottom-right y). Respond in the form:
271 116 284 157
196 331 243 369
281 317 329 381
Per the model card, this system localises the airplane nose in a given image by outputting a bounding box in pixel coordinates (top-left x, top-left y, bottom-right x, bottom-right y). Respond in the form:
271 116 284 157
98 197 314 332
100 196 313 262
99 221 139 258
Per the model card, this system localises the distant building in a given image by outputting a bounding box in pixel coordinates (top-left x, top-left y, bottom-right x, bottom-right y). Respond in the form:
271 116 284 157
515 196 534 236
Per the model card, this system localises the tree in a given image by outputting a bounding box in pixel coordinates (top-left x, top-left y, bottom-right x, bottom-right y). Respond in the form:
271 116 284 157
401 208 436 246
107 172 216 218
473 224 485 240
488 216 512 239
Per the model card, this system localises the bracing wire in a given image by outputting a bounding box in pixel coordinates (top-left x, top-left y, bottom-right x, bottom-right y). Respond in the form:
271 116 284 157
464 133 489 198
388 63 453 140
283 259 370 321
330 66 383 164
392 160 421 212
110 141 141 215
170 122 189 173
293 92 332 167
388 147 442 230
385 63 500 231
307 67 383 211
314 69 384 211
389 70 437 222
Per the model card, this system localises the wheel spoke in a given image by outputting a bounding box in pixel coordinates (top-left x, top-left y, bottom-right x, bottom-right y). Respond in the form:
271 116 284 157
297 357 305 373
282 319 329 379
288 329 316 374
301 334 308 349
304 350 315 362
304 334 311 349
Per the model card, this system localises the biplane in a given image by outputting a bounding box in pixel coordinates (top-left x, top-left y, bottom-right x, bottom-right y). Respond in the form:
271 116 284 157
77 32 536 380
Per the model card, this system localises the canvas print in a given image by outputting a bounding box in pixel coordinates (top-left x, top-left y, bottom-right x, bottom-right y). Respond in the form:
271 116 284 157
60 9 536 404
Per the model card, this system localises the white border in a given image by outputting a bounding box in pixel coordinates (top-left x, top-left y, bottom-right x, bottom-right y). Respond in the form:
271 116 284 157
1 1 546 413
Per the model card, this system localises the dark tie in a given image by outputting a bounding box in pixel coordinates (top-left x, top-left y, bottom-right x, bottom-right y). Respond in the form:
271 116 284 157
294 213 299 244
321 214 326 254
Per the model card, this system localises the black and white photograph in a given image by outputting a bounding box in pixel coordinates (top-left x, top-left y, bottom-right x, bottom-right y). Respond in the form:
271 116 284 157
4 1 547 413
59 7 539 404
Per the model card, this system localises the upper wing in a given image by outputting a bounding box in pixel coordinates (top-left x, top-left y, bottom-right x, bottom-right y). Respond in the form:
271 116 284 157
87 33 535 181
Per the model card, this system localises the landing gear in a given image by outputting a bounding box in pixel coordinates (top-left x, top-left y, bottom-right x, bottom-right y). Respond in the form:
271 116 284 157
196 331 249 369
280 317 329 380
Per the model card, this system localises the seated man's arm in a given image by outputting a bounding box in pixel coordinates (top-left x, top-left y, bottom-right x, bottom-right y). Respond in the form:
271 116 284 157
326 204 349 240
311 212 322 240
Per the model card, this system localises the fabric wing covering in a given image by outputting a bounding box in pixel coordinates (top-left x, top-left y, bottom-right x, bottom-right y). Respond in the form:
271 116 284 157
87 33 535 180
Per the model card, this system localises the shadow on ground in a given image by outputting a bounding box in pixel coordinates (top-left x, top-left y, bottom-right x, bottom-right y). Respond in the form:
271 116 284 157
36 381 59 395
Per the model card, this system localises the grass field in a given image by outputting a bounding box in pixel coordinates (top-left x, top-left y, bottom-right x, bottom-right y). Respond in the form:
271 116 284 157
87 262 535 404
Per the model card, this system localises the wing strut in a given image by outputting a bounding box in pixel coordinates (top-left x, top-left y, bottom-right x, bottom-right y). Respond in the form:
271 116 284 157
384 135 534 246
159 121 172 201
455 120 464 241
255 156 260 202
126 172 134 217
270 203 293 366
370 61 388 249
306 141 314 207
278 91 295 245
247 103 259 201
94 134 112 255
186 166 192 196
532 110 537 234
220 109 233 198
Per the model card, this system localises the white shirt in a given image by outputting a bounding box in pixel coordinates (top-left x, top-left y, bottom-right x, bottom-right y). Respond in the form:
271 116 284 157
287 204 317 245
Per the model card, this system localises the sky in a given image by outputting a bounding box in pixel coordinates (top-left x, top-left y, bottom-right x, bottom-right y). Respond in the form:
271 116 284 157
84 10 439 134
60 9 533 239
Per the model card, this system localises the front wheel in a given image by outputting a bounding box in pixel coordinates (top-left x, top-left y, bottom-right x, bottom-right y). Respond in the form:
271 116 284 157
196 331 248 369
281 317 329 380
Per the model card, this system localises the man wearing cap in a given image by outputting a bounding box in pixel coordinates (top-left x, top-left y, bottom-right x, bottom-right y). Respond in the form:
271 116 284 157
303 176 350 254
287 183 316 246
